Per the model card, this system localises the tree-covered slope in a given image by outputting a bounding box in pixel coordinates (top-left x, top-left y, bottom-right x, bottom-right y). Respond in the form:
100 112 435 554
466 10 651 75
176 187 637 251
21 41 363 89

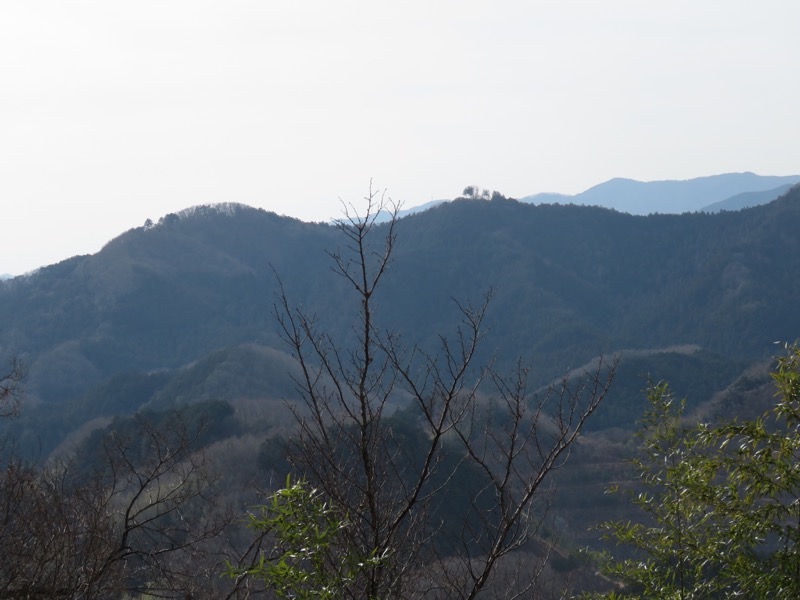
1 186 799 411
389 188 800 366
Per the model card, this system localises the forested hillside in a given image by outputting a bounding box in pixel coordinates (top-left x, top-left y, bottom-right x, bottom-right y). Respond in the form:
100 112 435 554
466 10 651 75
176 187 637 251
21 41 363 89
1 186 799 456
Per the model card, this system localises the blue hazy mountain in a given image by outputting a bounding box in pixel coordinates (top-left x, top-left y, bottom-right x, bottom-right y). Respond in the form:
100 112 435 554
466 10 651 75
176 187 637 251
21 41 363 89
700 183 798 212
519 172 800 214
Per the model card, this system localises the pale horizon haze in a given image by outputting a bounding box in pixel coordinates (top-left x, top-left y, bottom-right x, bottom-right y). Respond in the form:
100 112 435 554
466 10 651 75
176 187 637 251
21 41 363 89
2 1 799 275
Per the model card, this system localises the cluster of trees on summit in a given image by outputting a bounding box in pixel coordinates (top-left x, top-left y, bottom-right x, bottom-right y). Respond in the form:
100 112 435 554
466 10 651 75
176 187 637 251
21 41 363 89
1 183 799 597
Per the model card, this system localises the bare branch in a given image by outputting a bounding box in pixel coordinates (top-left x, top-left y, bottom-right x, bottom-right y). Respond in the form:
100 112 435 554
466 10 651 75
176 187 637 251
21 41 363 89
265 183 614 599
0 356 25 419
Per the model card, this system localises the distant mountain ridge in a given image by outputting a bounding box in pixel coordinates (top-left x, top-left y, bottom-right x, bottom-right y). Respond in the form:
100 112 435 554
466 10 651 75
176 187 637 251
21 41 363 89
391 173 800 219
519 172 800 214
700 183 798 213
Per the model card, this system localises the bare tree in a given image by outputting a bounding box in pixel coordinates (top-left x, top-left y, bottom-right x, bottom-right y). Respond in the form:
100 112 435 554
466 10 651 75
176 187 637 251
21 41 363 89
268 186 615 599
0 410 230 599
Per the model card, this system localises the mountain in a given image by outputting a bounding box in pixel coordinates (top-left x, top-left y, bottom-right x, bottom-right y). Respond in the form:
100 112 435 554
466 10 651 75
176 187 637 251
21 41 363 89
519 172 800 214
375 198 448 222
2 186 800 457
700 183 798 212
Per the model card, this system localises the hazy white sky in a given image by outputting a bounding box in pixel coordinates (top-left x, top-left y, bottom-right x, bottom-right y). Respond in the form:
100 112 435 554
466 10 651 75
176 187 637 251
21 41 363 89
2 1 798 275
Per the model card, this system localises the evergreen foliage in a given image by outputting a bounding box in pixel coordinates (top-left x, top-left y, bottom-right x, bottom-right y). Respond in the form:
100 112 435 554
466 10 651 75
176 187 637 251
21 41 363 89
587 343 800 598
226 475 384 599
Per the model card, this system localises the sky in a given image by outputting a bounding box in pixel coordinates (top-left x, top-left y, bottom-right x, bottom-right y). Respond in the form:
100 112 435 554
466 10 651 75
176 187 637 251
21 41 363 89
1 1 799 276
